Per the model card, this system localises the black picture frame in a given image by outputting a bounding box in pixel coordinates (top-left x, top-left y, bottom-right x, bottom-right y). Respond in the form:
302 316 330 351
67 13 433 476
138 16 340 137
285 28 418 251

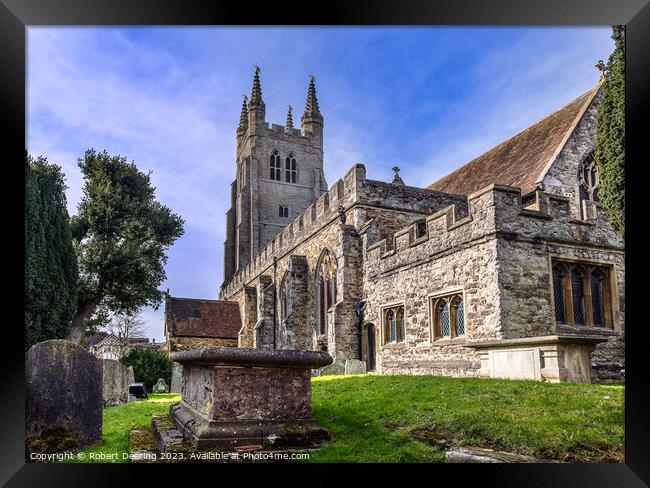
3 0 648 485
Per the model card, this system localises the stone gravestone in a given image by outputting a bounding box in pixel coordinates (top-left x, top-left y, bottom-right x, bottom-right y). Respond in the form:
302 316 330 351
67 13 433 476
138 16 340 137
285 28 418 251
152 378 169 393
25 340 102 450
320 362 344 376
170 362 183 393
344 359 366 375
102 359 132 407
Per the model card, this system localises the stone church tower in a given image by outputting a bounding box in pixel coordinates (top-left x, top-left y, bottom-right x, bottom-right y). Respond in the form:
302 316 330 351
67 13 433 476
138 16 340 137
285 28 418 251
222 68 328 285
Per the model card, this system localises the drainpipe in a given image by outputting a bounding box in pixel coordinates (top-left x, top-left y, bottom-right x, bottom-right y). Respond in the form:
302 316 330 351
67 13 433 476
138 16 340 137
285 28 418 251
272 256 278 349
355 300 367 360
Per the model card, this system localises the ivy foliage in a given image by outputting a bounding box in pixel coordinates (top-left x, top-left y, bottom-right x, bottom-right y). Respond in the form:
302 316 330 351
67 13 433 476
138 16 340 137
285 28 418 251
25 154 79 350
595 26 625 237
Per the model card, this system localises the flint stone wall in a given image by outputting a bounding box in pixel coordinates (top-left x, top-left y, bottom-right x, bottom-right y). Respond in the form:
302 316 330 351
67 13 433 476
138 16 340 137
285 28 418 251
102 359 132 407
25 340 102 448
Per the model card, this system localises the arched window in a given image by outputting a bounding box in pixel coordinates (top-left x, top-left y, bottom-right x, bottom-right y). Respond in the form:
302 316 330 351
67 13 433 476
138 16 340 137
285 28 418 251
578 153 600 218
431 293 464 340
316 249 337 336
270 150 281 180
279 273 289 322
551 259 613 329
452 296 465 336
382 304 405 343
285 155 297 183
386 309 396 342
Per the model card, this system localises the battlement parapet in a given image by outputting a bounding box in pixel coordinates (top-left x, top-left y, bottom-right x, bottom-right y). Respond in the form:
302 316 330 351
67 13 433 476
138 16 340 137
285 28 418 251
222 164 367 296
365 183 614 268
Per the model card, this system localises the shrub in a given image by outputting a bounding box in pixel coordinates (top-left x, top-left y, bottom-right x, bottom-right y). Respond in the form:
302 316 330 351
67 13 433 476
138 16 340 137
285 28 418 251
120 348 172 392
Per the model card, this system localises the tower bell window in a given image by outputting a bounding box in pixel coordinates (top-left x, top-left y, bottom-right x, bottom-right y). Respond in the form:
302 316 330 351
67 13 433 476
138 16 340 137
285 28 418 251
286 155 297 183
270 150 281 180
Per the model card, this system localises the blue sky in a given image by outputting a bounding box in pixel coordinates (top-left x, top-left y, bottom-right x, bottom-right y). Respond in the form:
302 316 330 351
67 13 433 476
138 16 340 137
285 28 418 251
27 26 613 341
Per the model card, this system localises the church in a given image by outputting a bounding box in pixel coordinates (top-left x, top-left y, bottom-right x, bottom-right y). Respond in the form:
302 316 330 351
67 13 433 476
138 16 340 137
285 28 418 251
206 67 624 383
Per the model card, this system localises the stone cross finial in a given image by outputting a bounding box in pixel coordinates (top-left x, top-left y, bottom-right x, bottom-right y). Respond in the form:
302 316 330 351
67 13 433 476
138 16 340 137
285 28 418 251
392 165 405 186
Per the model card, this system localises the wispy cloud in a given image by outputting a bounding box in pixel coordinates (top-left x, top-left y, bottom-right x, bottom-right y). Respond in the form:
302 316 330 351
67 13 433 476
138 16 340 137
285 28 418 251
27 26 613 340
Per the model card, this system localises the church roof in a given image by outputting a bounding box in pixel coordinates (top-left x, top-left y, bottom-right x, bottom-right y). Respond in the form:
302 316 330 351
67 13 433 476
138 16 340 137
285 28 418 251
165 296 241 339
426 85 600 196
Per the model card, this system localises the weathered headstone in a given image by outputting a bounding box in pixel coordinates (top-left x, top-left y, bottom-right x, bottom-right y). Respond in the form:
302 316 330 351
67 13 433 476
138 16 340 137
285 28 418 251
320 362 344 376
170 362 183 393
152 378 169 393
25 340 102 450
102 359 132 407
344 359 366 375
171 346 332 449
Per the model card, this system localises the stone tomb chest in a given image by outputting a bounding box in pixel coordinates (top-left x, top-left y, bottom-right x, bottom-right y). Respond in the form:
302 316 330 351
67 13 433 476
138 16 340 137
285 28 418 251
170 346 332 450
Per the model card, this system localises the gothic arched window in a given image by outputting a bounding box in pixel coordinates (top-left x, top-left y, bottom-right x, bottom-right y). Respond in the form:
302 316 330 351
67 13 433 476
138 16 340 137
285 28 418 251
431 293 465 340
285 154 297 183
270 150 281 180
578 152 600 218
382 304 405 344
316 249 337 336
551 259 613 329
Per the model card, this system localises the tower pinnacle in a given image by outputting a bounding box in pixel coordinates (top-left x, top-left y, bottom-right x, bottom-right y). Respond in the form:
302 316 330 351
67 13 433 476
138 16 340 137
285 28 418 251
301 74 323 123
250 65 264 106
237 94 249 134
285 105 294 132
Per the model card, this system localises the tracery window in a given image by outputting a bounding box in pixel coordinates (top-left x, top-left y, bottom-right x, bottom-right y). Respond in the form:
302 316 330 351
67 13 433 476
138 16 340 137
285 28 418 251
551 260 613 328
316 249 337 336
382 304 405 344
431 293 465 340
285 154 297 183
578 152 599 218
270 150 281 180
279 206 289 218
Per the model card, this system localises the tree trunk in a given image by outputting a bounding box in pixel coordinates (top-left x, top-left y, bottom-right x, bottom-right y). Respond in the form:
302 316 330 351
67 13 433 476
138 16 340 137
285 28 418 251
68 298 99 344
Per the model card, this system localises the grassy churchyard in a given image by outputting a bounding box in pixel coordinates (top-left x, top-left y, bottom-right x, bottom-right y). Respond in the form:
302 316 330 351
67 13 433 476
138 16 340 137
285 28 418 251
68 376 624 463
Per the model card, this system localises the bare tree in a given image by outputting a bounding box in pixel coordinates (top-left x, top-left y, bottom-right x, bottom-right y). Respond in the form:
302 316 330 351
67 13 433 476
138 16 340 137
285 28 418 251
103 310 149 345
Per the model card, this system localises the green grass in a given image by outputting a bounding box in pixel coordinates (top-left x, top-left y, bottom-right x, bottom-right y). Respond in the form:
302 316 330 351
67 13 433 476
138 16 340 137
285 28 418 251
62 393 181 463
309 375 624 463
59 376 624 463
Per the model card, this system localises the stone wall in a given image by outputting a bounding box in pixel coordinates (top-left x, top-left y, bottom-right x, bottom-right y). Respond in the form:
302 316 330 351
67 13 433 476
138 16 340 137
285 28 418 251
363 184 624 380
363 188 501 376
541 87 602 218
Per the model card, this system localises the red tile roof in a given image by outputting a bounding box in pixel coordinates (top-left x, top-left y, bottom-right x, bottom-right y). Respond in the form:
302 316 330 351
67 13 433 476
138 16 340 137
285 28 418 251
426 86 600 196
166 296 241 339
